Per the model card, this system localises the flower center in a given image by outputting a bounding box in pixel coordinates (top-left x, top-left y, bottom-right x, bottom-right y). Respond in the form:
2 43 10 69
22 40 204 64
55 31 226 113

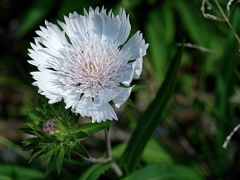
63 40 122 97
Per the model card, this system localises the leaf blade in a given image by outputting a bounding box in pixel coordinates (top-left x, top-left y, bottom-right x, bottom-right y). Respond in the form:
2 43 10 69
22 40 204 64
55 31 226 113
119 46 183 173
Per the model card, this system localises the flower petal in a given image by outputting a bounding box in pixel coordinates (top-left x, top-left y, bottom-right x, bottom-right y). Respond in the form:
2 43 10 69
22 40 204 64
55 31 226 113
113 86 134 108
74 96 118 123
31 69 66 103
121 31 149 60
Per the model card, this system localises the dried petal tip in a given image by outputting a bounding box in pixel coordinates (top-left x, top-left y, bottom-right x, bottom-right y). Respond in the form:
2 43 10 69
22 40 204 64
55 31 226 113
28 7 148 123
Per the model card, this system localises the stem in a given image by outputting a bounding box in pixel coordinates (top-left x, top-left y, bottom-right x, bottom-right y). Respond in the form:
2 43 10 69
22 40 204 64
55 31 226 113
105 127 112 159
214 0 240 44
105 127 123 177
76 126 123 177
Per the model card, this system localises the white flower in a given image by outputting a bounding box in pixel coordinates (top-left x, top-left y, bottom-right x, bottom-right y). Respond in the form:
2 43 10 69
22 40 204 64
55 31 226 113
28 7 149 123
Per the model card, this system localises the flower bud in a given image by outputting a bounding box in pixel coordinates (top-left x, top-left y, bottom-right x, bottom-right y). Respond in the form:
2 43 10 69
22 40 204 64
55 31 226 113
42 119 60 136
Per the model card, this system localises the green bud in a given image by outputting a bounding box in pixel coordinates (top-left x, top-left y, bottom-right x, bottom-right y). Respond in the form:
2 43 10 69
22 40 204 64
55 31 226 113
42 119 61 136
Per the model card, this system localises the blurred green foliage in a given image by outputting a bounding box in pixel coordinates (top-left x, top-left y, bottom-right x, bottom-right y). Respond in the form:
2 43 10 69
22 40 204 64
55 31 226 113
1 0 240 179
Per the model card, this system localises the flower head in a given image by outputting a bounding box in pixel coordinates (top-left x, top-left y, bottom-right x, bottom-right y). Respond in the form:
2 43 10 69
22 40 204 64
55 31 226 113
28 7 148 123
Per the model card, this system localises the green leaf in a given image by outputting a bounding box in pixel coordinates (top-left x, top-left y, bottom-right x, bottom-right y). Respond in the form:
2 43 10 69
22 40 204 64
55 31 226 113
29 148 45 163
65 145 72 159
54 134 65 141
27 111 41 126
142 138 174 165
19 128 34 135
44 155 57 177
23 122 35 129
75 121 113 136
22 137 39 144
126 98 135 107
43 149 54 163
56 147 65 174
53 144 62 154
74 131 89 140
22 143 38 151
0 165 44 179
73 143 89 159
122 164 203 180
132 84 149 92
145 2 175 80
55 121 68 133
16 0 55 38
78 161 113 180
119 45 183 173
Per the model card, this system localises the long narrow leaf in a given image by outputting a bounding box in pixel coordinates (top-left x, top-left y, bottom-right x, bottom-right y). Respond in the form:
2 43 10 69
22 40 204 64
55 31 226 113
75 121 113 136
119 46 183 173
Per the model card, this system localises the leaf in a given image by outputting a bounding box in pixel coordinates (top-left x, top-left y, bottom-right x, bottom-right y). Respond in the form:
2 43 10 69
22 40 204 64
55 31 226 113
126 98 135 107
16 0 55 38
27 111 41 126
78 161 113 180
53 144 62 154
122 164 203 180
119 45 183 173
142 138 174 165
0 165 44 179
65 145 72 160
23 122 35 129
22 137 39 144
132 84 149 92
145 2 175 81
19 128 34 135
22 143 38 151
73 143 89 159
29 149 45 163
43 149 54 163
56 147 65 174
74 131 89 140
75 121 113 136
44 155 57 177
56 121 68 133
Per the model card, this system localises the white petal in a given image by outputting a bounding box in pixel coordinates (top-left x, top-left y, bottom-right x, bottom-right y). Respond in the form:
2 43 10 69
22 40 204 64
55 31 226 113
31 69 66 103
62 90 81 109
132 49 144 79
113 86 134 108
121 63 134 86
115 8 131 46
120 49 145 85
94 88 119 106
121 31 149 60
74 96 118 123
36 21 70 55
